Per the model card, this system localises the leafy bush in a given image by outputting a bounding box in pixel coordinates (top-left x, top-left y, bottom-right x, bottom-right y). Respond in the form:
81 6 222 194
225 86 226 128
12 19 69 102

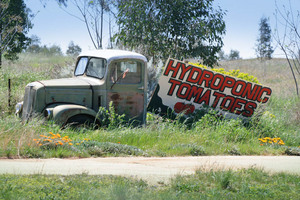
189 62 260 84
95 101 125 129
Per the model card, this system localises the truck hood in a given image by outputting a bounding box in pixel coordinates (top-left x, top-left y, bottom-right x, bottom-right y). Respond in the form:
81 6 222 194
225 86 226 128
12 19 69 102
37 77 97 89
35 77 104 108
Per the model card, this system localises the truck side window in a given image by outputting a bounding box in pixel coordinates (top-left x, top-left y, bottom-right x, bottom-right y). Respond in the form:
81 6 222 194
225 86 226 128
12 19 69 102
110 60 142 84
75 57 88 76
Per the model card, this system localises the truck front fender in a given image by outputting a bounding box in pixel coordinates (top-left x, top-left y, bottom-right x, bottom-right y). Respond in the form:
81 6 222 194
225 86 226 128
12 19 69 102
44 104 97 125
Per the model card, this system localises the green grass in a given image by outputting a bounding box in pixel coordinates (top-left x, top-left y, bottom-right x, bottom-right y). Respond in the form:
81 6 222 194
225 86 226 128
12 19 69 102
0 106 298 158
1 168 299 199
0 54 299 158
0 53 74 115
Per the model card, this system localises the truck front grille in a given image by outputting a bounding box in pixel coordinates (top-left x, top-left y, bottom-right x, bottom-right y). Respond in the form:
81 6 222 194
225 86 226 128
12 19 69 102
22 85 36 120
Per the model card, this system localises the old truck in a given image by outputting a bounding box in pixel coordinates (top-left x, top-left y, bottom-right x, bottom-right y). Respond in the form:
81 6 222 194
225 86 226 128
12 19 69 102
16 49 272 126
15 50 148 126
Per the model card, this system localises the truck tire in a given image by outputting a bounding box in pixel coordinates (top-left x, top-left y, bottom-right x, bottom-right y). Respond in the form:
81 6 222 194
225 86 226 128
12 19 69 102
65 114 98 129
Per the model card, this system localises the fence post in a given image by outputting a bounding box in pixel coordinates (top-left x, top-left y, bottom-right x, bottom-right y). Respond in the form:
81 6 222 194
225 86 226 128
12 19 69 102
8 78 11 109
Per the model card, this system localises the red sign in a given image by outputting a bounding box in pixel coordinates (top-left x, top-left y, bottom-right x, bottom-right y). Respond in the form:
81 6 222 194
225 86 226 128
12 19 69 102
148 58 272 119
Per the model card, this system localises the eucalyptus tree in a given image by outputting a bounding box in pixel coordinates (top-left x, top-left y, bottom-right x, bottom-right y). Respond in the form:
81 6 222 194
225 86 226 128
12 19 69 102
255 16 274 60
114 0 226 66
0 0 32 66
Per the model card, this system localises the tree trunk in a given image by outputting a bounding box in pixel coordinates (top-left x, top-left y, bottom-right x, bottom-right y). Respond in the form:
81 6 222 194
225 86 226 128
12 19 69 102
100 0 103 49
0 23 2 67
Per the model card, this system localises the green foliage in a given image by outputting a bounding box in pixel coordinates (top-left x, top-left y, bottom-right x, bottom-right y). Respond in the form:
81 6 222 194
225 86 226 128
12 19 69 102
217 49 241 61
229 49 240 60
66 41 82 56
115 0 226 66
39 44 63 56
1 169 299 199
190 61 260 84
256 16 273 60
217 49 227 60
25 35 41 53
0 0 32 64
26 35 63 56
220 171 234 190
96 101 126 129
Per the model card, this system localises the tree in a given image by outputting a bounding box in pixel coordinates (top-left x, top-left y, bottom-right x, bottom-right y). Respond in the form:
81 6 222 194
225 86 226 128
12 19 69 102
273 1 300 96
228 49 240 60
0 0 32 66
40 44 62 56
25 35 63 56
255 16 274 60
57 0 115 49
115 0 226 67
217 50 227 60
26 35 64 55
66 41 82 56
26 35 41 53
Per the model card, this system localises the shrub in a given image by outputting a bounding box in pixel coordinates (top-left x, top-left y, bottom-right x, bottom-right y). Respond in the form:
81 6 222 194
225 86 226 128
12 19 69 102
189 62 260 84
95 101 125 129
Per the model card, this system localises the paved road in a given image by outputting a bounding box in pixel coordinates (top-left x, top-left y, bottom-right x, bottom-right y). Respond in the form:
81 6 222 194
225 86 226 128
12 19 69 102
1 156 299 184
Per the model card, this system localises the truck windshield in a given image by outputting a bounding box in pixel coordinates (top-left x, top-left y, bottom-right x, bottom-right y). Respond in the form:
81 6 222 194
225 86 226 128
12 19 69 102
75 57 107 79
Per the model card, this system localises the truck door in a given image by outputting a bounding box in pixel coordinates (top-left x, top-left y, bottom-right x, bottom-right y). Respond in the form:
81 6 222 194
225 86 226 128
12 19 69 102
107 59 147 124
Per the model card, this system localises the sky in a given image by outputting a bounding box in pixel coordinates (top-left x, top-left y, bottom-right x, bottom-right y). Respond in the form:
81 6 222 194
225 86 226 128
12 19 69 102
25 0 300 59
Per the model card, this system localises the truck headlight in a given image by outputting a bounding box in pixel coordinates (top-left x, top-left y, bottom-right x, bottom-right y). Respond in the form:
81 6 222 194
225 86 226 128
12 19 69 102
15 102 23 115
44 108 53 119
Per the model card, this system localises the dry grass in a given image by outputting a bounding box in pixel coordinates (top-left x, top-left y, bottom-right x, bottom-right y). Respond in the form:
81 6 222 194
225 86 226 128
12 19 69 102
0 53 75 115
218 58 299 97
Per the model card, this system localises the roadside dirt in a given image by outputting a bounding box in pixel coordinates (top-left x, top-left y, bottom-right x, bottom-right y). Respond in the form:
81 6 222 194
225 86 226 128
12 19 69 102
1 156 299 184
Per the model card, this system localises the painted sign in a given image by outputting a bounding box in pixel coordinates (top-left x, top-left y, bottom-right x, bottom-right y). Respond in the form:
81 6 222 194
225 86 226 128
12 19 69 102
148 58 272 119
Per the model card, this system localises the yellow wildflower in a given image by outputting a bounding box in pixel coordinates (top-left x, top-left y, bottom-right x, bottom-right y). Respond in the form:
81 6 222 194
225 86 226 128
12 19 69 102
278 140 285 145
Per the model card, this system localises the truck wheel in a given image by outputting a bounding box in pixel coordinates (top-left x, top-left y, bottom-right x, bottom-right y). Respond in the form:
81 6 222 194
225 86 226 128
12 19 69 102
65 115 98 129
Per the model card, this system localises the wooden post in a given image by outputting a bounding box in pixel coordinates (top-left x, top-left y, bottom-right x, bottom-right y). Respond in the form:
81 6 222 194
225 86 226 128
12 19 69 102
8 78 11 108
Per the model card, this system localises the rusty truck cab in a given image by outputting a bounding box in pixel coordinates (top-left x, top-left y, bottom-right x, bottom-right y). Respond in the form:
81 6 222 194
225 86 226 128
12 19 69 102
16 50 148 126
74 50 148 124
